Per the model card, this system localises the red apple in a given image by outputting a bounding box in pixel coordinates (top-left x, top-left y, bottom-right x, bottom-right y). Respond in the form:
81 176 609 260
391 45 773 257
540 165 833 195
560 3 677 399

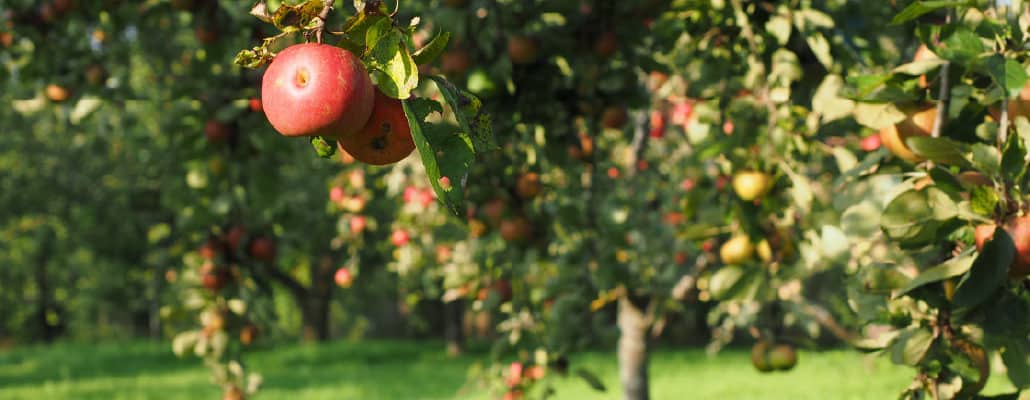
391 229 410 246
248 98 262 112
861 134 882 151
334 267 353 288
330 186 345 203
350 215 367 234
248 236 276 263
226 226 246 252
261 43 374 138
204 120 234 144
649 110 665 138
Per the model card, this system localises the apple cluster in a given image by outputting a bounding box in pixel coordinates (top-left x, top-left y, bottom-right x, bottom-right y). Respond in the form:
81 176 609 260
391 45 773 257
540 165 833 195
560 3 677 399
260 43 415 165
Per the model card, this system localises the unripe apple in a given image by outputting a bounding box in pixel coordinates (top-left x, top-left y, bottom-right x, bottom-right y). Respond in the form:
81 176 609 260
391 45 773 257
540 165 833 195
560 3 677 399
391 229 410 246
732 171 773 201
751 341 773 373
507 35 540 65
756 239 773 263
516 172 541 199
720 234 754 265
768 344 798 371
262 43 374 138
334 267 353 288
248 236 276 263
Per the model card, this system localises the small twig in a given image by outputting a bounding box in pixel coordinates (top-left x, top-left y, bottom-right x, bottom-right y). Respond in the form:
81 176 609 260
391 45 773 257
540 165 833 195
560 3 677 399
1000 98 1010 145
930 11 954 139
313 2 333 44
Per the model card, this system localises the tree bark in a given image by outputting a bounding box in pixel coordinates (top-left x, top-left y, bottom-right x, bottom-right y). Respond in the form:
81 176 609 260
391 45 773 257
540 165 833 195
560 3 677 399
443 299 465 356
617 296 650 400
301 256 335 342
33 228 60 342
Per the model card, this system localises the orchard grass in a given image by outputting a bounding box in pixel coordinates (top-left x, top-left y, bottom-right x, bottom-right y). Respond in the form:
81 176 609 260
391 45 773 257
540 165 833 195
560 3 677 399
0 340 1017 399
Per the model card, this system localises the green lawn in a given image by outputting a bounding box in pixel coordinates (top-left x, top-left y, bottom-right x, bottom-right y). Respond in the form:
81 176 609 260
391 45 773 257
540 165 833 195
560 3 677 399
0 339 1017 399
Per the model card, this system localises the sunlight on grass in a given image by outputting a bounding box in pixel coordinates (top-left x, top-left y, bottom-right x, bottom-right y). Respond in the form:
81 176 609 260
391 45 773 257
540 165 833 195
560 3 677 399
0 340 1017 399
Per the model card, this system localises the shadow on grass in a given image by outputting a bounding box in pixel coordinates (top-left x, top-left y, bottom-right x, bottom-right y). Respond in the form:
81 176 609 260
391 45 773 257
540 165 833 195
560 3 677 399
0 340 195 388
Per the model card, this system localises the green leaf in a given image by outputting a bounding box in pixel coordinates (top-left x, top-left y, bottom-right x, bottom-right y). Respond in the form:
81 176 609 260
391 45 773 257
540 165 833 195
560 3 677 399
889 326 935 366
765 15 791 46
969 143 1002 176
1001 128 1028 180
426 76 497 153
804 32 833 69
983 55 1030 98
708 266 744 300
892 1 971 25
952 228 1013 308
906 136 971 167
310 136 336 158
881 188 955 247
852 102 907 130
368 29 420 99
893 58 946 76
573 368 607 392
1001 340 1030 389
895 249 975 297
937 27 987 64
412 32 450 65
969 186 1000 217
403 98 472 216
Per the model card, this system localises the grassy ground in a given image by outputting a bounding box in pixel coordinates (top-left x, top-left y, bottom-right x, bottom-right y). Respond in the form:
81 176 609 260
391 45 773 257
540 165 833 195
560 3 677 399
0 339 1018 399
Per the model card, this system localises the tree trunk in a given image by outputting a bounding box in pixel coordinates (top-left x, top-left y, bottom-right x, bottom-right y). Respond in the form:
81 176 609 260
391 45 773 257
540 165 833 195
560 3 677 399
301 255 334 342
443 300 465 356
617 296 650 400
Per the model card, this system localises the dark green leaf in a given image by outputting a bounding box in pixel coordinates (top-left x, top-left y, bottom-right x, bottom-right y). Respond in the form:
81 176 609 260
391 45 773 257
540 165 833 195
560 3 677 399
982 55 1030 98
895 249 975 297
1001 340 1030 389
403 98 471 216
892 1 971 25
881 188 954 247
412 32 450 65
573 368 607 392
1001 129 1028 181
426 76 497 153
952 229 1013 308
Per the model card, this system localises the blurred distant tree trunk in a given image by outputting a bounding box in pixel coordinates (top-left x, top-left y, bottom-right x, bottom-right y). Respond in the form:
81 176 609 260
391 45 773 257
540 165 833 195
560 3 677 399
443 300 465 356
33 228 61 342
617 296 650 400
266 254 334 342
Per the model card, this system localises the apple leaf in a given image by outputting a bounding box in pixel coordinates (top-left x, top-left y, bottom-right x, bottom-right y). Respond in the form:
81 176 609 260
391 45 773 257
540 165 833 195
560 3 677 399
271 0 327 31
412 32 450 66
894 249 974 298
891 1 971 25
906 136 971 168
952 229 1013 309
427 76 498 153
368 27 419 99
310 137 336 158
1001 339 1030 389
403 98 473 216
982 55 1029 98
889 326 935 366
